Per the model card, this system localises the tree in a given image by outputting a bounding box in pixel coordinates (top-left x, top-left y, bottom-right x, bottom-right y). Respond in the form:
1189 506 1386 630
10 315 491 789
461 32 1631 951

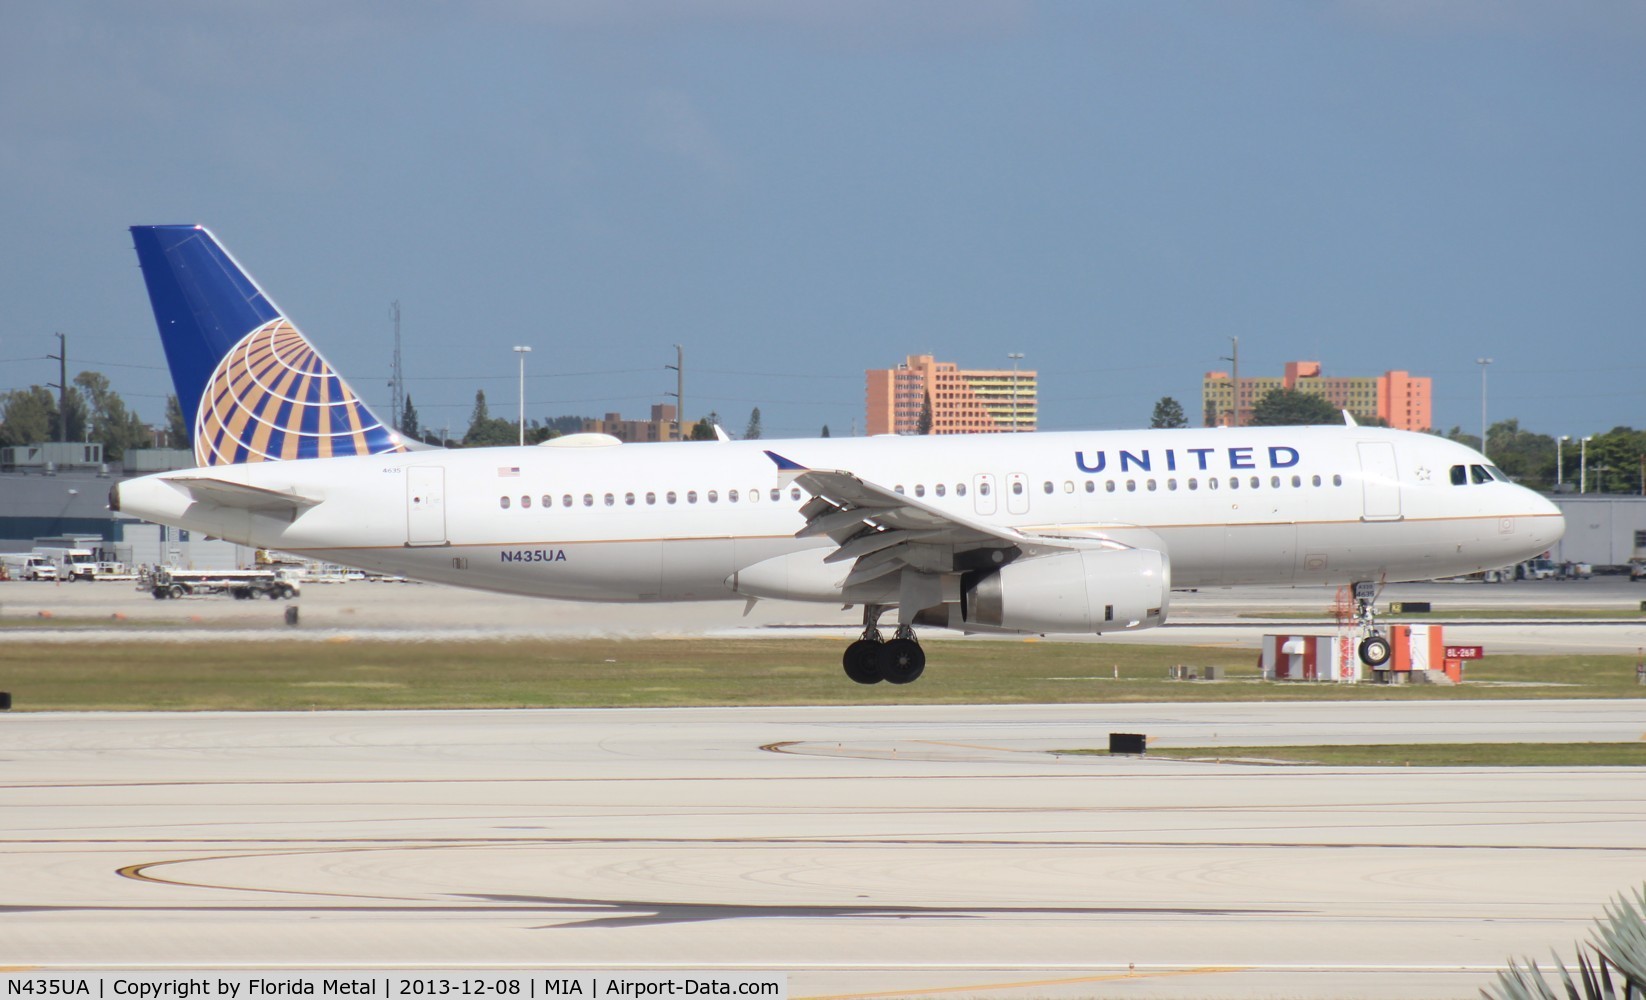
73 371 150 461
1483 419 1555 487
820 424 831 438
1249 387 1340 426
1149 396 1187 429
918 390 933 435
462 388 517 446
0 386 56 447
744 407 762 440
690 417 716 441
399 395 420 439
164 394 190 448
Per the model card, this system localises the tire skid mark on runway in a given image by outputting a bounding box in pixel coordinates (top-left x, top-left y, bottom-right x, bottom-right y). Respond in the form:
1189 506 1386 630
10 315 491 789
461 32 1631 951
797 965 1246 1000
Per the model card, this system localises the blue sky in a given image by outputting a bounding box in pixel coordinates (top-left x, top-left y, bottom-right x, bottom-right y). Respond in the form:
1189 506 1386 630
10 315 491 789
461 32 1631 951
2 1 1641 440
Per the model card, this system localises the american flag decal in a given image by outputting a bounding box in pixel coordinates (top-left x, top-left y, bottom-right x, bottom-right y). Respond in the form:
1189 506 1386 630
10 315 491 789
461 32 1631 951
498 466 521 477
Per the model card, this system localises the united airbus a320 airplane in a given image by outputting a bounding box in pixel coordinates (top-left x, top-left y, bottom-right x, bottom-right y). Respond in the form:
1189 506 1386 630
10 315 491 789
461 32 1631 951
113 225 1564 684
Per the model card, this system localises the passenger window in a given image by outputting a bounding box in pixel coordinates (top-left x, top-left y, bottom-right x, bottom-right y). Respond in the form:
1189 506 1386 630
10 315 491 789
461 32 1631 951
895 485 905 495
562 494 572 507
583 494 594 507
1450 465 1468 486
980 482 991 496
1126 480 1137 492
1208 477 1218 491
1229 477 1239 490
790 487 802 500
1187 478 1197 491
956 483 967 497
1063 481 1074 493
542 495 552 508
1271 476 1281 488
499 496 510 509
1147 479 1158 492
625 492 635 506
770 489 780 501
1084 480 1095 494
667 491 678 504
521 495 531 508
914 484 925 498
1041 481 1052 495
935 483 946 497
747 488 758 503
687 490 698 504
707 490 719 503
728 490 739 503
604 493 615 507
1012 482 1024 496
1291 475 1301 488
646 492 656 505
1250 476 1261 489
1106 480 1116 493
1333 474 1343 486
1311 475 1321 487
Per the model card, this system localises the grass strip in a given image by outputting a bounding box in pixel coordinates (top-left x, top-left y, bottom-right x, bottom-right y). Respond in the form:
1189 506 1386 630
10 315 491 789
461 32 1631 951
3 637 1644 711
1060 742 1646 767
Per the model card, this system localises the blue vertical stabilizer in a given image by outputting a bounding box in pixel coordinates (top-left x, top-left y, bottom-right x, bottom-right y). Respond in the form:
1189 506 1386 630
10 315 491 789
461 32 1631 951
130 225 404 465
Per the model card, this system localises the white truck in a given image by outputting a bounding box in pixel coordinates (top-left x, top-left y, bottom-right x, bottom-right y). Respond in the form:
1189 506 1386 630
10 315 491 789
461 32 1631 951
1 553 58 581
35 546 99 581
146 567 301 601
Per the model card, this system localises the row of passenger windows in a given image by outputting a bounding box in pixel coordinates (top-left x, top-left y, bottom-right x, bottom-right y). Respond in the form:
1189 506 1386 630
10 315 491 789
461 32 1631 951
501 486 808 510
497 473 1347 510
895 474 1345 497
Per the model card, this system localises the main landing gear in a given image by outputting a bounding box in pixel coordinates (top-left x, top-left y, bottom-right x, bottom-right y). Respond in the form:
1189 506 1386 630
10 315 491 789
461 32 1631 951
1352 583 1392 668
842 604 926 685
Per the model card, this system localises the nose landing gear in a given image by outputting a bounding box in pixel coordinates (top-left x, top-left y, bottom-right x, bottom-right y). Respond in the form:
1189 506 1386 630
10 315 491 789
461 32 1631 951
1353 583 1392 667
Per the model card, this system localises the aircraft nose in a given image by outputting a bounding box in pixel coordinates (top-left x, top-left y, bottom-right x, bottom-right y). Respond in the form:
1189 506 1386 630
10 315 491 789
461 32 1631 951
1527 489 1566 547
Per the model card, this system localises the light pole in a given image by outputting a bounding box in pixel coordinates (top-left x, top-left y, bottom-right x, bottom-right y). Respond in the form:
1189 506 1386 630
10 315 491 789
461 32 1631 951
1007 353 1024 432
1557 435 1569 490
1580 435 1593 494
513 345 532 446
1476 358 1493 459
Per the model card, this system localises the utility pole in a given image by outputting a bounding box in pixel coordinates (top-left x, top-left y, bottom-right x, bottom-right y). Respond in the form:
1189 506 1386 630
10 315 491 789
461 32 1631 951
46 332 67 442
388 301 404 433
1476 358 1493 459
667 344 684 440
1219 337 1240 426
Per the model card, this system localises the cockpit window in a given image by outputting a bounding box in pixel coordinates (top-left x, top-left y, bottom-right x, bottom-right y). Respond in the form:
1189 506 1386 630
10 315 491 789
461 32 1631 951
1450 465 1467 486
1486 465 1509 482
1471 464 1491 484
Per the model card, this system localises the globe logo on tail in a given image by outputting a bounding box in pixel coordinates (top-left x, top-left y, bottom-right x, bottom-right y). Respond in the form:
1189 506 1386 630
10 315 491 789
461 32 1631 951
195 318 405 466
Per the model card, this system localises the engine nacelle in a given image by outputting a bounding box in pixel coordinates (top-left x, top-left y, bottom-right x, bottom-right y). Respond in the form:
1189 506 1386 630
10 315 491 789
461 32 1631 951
959 547 1169 634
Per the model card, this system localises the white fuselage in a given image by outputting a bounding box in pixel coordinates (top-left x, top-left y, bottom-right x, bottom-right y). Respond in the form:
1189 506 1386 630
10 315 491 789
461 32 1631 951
114 425 1564 608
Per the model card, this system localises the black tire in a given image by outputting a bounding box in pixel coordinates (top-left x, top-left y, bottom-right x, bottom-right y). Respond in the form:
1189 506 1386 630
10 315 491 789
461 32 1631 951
881 638 926 685
842 639 885 685
1359 635 1392 668
168 584 185 600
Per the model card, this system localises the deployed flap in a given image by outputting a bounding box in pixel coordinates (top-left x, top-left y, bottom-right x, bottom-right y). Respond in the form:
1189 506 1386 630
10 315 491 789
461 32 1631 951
764 452 1133 586
167 476 322 519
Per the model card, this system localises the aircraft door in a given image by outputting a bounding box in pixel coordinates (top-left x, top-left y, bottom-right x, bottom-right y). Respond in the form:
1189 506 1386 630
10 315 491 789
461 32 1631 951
1006 472 1031 515
406 466 448 546
973 473 997 516
1356 442 1403 521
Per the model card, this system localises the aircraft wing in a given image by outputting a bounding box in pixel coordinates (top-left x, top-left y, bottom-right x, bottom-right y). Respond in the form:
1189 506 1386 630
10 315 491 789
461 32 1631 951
765 451 1135 588
165 476 323 520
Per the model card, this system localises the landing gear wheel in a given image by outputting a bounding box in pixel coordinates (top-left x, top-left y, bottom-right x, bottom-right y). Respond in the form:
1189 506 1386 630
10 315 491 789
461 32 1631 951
842 640 885 685
881 638 925 685
1358 635 1392 667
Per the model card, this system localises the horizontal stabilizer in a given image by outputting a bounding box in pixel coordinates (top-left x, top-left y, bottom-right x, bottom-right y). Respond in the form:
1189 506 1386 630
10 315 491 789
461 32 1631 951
167 476 322 519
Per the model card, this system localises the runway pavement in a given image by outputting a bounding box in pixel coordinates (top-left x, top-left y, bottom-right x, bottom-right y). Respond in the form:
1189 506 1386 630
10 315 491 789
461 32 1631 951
4 702 1646 999
4 575 1645 654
